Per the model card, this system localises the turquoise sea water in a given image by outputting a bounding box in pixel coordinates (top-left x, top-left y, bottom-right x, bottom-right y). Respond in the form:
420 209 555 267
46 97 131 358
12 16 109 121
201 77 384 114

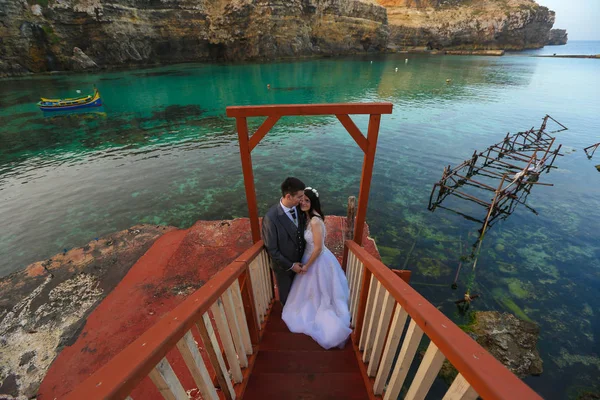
518 40 600 55
1 42 599 398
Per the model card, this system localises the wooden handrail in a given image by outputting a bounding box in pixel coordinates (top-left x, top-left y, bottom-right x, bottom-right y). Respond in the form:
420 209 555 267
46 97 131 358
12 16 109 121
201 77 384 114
65 241 266 400
346 240 542 400
226 103 393 117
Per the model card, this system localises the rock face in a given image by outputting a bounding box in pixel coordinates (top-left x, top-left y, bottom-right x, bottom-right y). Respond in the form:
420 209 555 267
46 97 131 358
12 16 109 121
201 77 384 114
0 225 174 400
379 0 556 51
0 0 388 75
71 47 98 70
0 0 561 76
470 311 543 378
547 28 568 45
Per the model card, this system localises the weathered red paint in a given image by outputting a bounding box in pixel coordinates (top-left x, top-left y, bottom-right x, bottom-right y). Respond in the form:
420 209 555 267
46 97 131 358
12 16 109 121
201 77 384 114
236 116 262 243
226 103 393 118
42 217 374 399
354 114 381 246
38 219 256 400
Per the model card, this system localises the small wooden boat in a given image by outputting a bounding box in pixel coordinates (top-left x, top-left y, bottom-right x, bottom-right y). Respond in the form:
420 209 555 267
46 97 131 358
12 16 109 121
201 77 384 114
37 88 102 111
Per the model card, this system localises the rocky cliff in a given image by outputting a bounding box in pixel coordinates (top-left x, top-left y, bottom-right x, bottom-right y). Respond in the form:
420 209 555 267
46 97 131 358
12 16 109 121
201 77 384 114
0 0 559 77
547 28 568 45
378 0 556 51
0 0 388 76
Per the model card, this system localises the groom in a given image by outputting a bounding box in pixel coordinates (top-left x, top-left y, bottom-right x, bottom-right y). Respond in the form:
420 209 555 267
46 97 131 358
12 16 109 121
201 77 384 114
262 177 307 305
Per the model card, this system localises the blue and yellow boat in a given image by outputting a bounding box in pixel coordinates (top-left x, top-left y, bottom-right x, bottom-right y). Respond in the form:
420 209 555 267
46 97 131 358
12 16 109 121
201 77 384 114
37 88 102 112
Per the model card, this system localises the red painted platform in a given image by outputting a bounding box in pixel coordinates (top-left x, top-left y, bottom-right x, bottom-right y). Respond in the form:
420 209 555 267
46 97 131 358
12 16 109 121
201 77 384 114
244 302 369 400
38 217 380 399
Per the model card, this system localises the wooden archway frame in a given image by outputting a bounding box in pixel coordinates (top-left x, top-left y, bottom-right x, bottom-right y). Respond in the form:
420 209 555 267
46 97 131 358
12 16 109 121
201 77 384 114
226 103 393 248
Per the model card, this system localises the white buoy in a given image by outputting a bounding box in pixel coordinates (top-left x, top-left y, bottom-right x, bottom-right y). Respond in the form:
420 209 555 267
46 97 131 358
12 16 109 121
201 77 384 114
405 58 408 64
370 61 373 64
76 90 81 94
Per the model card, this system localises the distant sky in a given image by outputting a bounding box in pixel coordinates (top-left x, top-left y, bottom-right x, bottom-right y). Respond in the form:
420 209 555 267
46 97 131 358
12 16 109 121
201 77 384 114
538 0 600 40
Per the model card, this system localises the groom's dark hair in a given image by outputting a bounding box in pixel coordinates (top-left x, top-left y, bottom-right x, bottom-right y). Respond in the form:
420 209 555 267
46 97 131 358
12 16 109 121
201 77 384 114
281 177 305 197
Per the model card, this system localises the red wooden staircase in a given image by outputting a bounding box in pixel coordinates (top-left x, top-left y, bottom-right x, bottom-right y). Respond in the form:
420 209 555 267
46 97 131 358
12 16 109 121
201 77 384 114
244 302 369 400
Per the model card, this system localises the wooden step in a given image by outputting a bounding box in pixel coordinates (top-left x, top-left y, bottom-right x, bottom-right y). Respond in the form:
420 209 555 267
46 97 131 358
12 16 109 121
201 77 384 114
243 372 369 400
253 350 358 374
265 314 292 332
246 301 368 399
259 331 350 352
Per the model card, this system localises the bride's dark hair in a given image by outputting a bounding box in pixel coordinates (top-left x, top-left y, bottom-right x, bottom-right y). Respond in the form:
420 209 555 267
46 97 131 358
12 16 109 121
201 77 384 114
304 188 325 223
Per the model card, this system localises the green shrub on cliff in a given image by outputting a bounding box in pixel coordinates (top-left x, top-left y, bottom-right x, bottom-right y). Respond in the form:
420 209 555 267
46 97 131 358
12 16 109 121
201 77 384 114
28 0 49 8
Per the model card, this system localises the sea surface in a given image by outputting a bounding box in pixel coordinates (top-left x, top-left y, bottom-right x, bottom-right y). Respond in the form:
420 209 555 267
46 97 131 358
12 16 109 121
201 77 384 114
518 39 600 55
1 41 599 398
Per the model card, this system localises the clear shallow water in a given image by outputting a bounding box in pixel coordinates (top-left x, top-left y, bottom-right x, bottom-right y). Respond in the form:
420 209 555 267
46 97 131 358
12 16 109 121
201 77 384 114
518 39 600 55
1 50 599 398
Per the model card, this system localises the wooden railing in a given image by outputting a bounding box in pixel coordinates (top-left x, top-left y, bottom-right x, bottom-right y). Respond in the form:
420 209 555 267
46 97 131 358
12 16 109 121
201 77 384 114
65 241 273 400
345 240 542 400
66 237 542 400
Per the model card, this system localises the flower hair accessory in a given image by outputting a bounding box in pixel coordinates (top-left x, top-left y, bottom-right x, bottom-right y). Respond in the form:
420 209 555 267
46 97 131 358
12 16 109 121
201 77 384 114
305 187 319 198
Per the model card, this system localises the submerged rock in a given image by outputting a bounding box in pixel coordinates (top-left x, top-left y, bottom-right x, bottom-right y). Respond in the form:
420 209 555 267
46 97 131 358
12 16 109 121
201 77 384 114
577 392 600 400
469 311 543 378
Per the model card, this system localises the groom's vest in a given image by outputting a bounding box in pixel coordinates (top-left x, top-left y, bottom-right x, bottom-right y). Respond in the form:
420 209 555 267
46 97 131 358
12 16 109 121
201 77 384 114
295 218 305 261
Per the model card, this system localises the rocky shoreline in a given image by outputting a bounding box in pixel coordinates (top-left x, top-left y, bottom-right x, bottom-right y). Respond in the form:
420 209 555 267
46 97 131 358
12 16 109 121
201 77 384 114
0 224 175 399
0 0 568 78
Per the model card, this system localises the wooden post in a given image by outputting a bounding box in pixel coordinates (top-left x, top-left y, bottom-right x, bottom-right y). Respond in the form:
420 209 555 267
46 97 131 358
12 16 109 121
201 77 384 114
392 270 411 284
238 270 260 345
354 114 381 246
342 244 350 273
550 144 562 166
236 116 260 243
353 266 373 345
346 196 357 240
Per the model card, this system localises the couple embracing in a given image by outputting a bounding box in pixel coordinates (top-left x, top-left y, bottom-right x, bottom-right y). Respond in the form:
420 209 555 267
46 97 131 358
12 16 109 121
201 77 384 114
262 177 351 349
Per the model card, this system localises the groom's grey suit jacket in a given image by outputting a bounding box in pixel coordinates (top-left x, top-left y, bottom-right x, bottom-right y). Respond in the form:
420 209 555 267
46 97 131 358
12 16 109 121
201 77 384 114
262 203 306 305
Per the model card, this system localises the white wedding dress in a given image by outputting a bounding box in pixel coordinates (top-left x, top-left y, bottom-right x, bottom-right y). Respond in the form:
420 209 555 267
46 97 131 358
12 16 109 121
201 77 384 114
282 217 352 349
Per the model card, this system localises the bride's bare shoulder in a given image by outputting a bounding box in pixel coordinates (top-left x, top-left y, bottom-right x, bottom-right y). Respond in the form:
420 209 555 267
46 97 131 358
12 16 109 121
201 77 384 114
310 215 325 227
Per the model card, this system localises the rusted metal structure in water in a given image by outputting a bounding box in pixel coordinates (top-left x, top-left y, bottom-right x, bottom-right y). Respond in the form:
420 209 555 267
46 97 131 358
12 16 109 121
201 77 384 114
429 115 567 245
584 142 600 159
428 115 567 298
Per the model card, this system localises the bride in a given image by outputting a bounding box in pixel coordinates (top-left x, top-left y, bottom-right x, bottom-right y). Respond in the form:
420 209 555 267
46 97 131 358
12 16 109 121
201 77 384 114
281 187 352 349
